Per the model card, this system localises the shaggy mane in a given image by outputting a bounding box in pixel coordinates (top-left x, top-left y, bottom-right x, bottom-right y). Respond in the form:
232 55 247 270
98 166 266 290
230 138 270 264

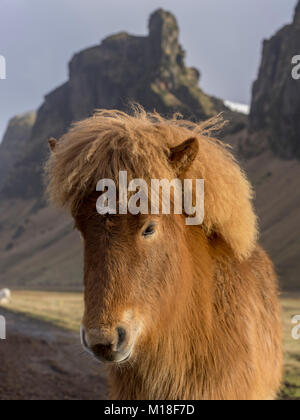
45 107 258 260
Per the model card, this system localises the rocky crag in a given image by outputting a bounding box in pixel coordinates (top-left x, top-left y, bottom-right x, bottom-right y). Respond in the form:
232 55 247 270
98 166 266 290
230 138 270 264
0 112 36 191
243 1 300 159
0 9 239 202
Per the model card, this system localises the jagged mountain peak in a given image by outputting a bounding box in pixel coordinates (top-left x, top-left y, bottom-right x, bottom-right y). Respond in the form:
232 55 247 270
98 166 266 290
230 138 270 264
0 111 36 191
242 2 300 159
1 9 231 200
294 0 300 24
149 8 179 40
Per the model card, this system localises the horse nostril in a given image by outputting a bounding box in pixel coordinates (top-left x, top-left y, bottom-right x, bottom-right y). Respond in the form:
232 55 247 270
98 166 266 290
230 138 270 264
116 326 127 350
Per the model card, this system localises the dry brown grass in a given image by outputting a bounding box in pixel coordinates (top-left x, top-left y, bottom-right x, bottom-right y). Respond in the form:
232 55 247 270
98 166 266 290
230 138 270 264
2 290 83 331
280 293 300 399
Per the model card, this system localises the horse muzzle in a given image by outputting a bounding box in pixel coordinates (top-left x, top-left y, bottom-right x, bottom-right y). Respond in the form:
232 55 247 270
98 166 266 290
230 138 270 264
80 324 133 364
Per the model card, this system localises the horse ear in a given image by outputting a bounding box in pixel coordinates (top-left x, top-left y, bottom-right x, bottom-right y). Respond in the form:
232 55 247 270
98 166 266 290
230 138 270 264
169 137 199 176
48 137 57 152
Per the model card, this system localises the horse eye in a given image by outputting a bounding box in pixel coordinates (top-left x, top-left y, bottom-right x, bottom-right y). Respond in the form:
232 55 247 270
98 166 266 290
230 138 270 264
142 223 156 237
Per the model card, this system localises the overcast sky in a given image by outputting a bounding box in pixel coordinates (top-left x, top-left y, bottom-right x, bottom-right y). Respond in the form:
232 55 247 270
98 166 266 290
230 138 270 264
0 0 298 141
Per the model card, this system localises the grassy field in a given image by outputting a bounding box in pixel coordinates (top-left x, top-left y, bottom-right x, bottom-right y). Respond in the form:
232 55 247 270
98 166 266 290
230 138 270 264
3 290 84 332
280 294 300 400
1 290 299 400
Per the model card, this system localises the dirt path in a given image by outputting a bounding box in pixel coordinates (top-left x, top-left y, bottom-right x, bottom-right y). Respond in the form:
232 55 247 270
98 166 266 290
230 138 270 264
0 308 108 400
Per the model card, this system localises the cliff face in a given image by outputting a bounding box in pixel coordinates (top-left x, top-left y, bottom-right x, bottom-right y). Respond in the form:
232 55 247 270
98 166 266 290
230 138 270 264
71 12 205 118
68 9 224 123
243 1 300 158
0 112 36 191
0 9 231 201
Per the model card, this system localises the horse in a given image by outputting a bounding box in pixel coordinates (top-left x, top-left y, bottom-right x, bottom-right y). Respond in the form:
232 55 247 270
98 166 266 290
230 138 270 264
46 108 282 400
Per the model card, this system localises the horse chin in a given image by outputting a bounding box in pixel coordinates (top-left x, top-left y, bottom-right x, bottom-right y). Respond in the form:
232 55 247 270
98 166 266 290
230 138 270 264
115 351 132 365
93 350 132 366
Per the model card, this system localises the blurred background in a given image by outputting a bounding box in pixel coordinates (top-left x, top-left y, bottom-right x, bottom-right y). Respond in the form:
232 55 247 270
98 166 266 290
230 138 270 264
0 0 299 400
